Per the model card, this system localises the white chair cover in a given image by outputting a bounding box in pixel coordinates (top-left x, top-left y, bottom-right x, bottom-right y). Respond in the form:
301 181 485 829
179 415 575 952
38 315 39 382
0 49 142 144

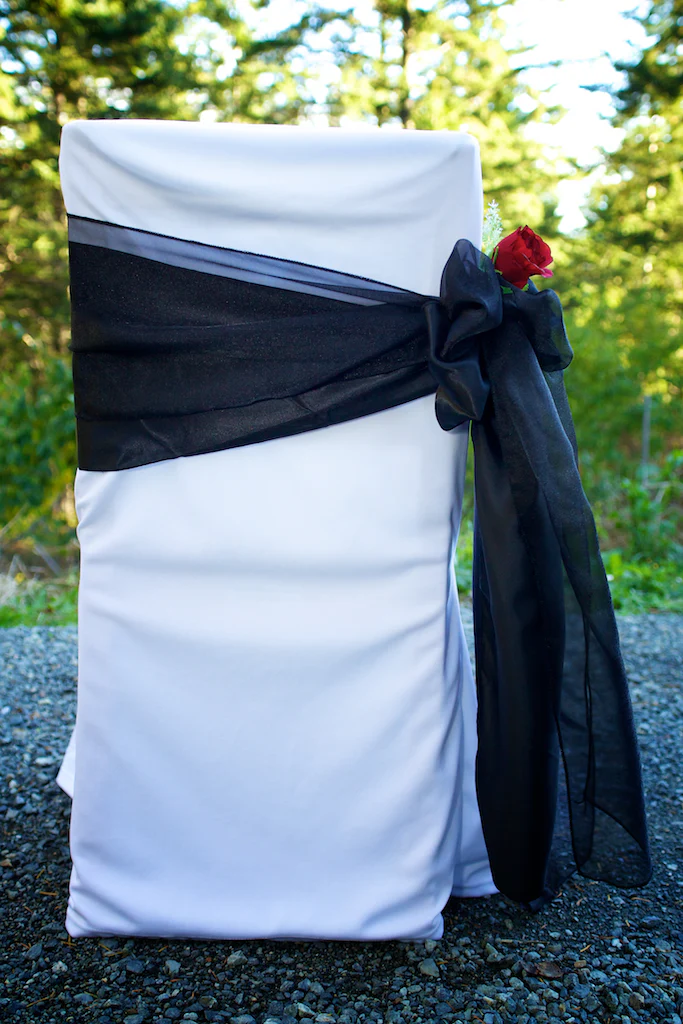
58 121 495 940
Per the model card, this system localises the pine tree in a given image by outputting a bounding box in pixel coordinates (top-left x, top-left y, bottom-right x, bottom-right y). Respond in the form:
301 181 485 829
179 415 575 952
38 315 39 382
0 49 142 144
314 0 563 233
0 0 319 371
563 0 683 466
616 0 683 114
0 0 317 534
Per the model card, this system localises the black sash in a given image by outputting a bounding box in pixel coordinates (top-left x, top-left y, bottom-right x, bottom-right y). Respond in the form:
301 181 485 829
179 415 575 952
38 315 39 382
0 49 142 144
68 215 652 907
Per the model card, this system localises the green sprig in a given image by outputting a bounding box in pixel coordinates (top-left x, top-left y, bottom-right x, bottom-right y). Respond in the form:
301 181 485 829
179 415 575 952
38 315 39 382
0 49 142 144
482 200 504 258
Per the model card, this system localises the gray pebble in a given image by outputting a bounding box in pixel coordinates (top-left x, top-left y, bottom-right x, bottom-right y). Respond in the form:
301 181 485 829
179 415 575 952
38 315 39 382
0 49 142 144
227 950 249 967
419 958 440 978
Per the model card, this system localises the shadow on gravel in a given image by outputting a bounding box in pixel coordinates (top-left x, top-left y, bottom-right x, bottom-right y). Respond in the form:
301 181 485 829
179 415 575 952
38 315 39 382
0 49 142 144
1 617 682 1024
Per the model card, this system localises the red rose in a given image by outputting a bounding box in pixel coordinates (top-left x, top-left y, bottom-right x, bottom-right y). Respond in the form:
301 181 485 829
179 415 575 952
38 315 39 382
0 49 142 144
494 226 553 290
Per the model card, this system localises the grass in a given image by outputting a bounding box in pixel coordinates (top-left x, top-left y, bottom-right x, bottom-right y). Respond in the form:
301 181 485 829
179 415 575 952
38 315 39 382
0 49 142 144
603 550 683 614
0 572 78 627
454 519 683 615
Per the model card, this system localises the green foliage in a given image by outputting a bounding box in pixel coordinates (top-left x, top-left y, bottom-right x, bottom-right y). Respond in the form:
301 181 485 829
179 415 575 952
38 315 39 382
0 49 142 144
314 0 563 233
455 448 683 612
0 572 78 627
608 452 682 563
559 0 683 468
0 357 76 536
598 450 683 613
455 514 474 598
615 0 683 114
582 449 683 613
0 0 320 371
481 199 504 258
0 0 324 544
456 521 683 616
603 553 683 614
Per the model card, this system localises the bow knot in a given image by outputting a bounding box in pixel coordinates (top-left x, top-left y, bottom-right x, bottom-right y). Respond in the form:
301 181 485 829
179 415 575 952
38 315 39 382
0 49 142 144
426 239 573 431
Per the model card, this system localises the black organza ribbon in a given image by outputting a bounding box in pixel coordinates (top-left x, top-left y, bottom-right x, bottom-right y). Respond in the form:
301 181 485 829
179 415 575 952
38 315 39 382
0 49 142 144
69 218 652 906
427 242 651 904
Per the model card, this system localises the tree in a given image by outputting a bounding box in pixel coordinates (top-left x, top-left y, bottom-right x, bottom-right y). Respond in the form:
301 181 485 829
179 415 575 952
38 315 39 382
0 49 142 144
616 0 683 114
561 0 683 470
0 0 322 371
311 0 563 233
0 1 321 535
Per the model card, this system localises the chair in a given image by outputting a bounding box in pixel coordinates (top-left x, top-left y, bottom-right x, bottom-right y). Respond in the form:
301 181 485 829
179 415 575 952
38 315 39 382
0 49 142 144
58 120 496 940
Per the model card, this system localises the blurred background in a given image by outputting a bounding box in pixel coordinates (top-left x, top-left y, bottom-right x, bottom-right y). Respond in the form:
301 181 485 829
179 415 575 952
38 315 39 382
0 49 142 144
0 0 681 624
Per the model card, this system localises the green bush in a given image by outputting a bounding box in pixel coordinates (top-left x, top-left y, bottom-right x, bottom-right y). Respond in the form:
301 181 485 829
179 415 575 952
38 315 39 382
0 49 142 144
455 515 474 599
599 450 683 613
455 451 683 614
0 357 76 541
602 552 683 614
0 573 78 627
607 451 683 563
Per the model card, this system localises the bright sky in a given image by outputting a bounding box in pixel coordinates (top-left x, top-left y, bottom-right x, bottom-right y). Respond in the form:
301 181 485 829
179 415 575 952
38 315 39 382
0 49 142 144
499 0 651 230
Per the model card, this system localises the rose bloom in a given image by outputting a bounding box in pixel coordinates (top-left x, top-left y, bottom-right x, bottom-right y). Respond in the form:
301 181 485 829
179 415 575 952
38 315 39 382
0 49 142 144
494 226 553 290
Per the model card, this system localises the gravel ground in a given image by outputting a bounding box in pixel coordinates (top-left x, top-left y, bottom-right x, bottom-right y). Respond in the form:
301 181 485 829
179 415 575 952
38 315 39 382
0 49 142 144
1 614 682 1024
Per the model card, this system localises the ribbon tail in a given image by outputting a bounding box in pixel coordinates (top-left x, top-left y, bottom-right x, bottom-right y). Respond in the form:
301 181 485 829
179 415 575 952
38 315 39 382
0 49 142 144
471 315 652 905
